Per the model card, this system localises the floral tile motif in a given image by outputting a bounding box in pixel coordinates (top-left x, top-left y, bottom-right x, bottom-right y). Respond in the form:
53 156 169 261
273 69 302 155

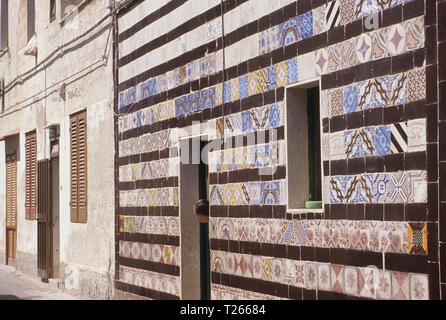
272 259 285 284
371 28 389 60
266 65 277 91
285 260 306 288
305 262 318 289
347 177 373 204
259 30 270 55
223 81 231 104
377 270 392 300
357 79 387 110
374 125 391 156
376 73 407 106
342 37 358 69
363 173 389 203
344 128 374 158
313 4 327 34
344 266 359 296
391 271 410 300
409 274 429 300
317 263 331 291
239 75 249 99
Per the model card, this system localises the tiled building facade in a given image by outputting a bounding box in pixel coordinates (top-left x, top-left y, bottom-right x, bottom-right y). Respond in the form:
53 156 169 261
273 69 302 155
114 0 445 300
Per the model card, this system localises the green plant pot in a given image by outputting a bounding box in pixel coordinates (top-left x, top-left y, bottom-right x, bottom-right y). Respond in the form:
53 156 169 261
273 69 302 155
305 201 322 209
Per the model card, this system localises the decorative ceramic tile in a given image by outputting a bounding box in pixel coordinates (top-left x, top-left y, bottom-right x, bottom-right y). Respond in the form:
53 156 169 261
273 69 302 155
313 5 327 34
331 264 345 293
279 17 299 47
387 23 406 56
391 271 410 300
326 1 341 30
328 43 343 73
343 84 359 113
329 88 345 117
297 11 314 40
371 28 389 60
355 0 383 18
342 37 358 69
390 122 408 153
344 266 359 296
262 257 273 281
409 273 429 300
376 270 392 300
345 128 374 158
407 170 427 203
239 75 249 99
357 79 387 110
275 62 287 87
358 267 378 299
405 16 424 51
406 68 426 102
119 266 180 296
373 125 391 156
387 171 409 203
266 65 277 91
363 173 389 203
407 119 426 152
317 263 331 291
223 81 231 104
315 48 329 75
408 222 428 255
356 33 372 64
339 0 356 25
305 262 318 289
286 58 298 85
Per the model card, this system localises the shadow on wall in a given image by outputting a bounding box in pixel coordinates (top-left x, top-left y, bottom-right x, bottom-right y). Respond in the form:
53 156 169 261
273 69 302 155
0 295 21 300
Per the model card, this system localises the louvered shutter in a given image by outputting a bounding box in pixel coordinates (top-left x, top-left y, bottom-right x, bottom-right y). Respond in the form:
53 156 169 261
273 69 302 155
70 111 87 223
6 154 17 228
25 132 37 220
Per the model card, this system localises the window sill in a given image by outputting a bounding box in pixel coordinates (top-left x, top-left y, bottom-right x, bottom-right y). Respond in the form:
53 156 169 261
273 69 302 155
287 208 324 214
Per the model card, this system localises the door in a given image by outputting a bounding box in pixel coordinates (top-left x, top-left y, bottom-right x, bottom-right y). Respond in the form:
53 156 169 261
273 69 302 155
5 154 17 266
199 141 210 300
37 159 52 279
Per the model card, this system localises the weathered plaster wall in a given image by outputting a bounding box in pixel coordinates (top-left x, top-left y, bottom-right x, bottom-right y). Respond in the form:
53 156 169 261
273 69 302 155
0 0 115 299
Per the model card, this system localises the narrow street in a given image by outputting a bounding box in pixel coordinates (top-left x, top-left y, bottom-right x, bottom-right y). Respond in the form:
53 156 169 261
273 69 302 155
0 265 78 300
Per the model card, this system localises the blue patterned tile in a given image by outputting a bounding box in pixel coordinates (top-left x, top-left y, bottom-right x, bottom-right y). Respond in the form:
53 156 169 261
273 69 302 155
344 129 374 158
269 104 281 128
374 125 391 156
175 96 189 117
242 111 253 133
328 176 355 203
297 11 314 40
286 58 298 85
279 17 299 47
343 84 358 113
239 75 249 99
347 177 372 204
136 111 142 128
146 108 154 125
223 81 231 104
189 92 201 112
200 87 215 110
255 144 270 167
260 181 281 205
119 92 125 108
363 173 389 203
126 87 137 105
266 66 277 91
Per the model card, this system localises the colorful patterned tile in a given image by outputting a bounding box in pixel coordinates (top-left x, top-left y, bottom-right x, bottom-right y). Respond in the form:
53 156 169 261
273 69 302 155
339 0 356 25
363 173 389 203
328 43 343 73
356 33 372 64
408 222 428 255
390 122 408 153
286 58 298 85
371 27 389 60
223 81 231 104
376 270 392 300
317 263 331 291
313 5 327 34
238 75 249 99
279 17 299 47
315 48 329 75
409 274 429 300
405 16 424 52
374 125 391 156
406 68 426 102
255 69 268 94
345 128 374 158
329 87 345 117
391 271 410 300
357 79 387 110
387 23 406 56
344 266 359 296
285 260 306 288
342 37 358 69
266 65 277 91
356 0 383 18
305 262 318 290
275 61 287 87
330 264 345 293
377 73 407 106
343 84 359 113
358 267 378 299
297 11 314 40
260 181 281 205
262 257 273 281
347 176 373 204
272 259 285 284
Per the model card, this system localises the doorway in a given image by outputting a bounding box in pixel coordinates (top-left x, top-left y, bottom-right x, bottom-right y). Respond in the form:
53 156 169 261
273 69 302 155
179 137 211 300
5 153 17 266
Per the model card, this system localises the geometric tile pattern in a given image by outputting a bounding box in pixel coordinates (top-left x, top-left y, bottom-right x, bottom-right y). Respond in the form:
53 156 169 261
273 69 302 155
119 158 178 182
119 53 217 109
209 217 428 255
119 188 179 207
119 240 180 266
119 129 175 158
324 67 426 119
119 266 181 297
210 180 287 206
326 170 427 204
210 250 429 300
119 216 180 236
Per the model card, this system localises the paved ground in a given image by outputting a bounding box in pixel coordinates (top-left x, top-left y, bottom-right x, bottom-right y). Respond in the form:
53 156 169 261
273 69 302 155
0 264 79 300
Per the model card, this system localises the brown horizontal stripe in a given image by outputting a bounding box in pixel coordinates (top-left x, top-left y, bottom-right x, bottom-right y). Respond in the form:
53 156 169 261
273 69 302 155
118 256 180 277
118 176 178 191
118 0 189 42
117 146 177 164
118 206 179 217
210 205 287 219
117 232 180 246
115 280 180 300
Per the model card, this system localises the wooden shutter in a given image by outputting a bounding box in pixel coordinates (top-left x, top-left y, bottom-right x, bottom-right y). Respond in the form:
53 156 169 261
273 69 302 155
70 111 87 223
6 154 17 228
25 131 37 220
37 159 51 278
